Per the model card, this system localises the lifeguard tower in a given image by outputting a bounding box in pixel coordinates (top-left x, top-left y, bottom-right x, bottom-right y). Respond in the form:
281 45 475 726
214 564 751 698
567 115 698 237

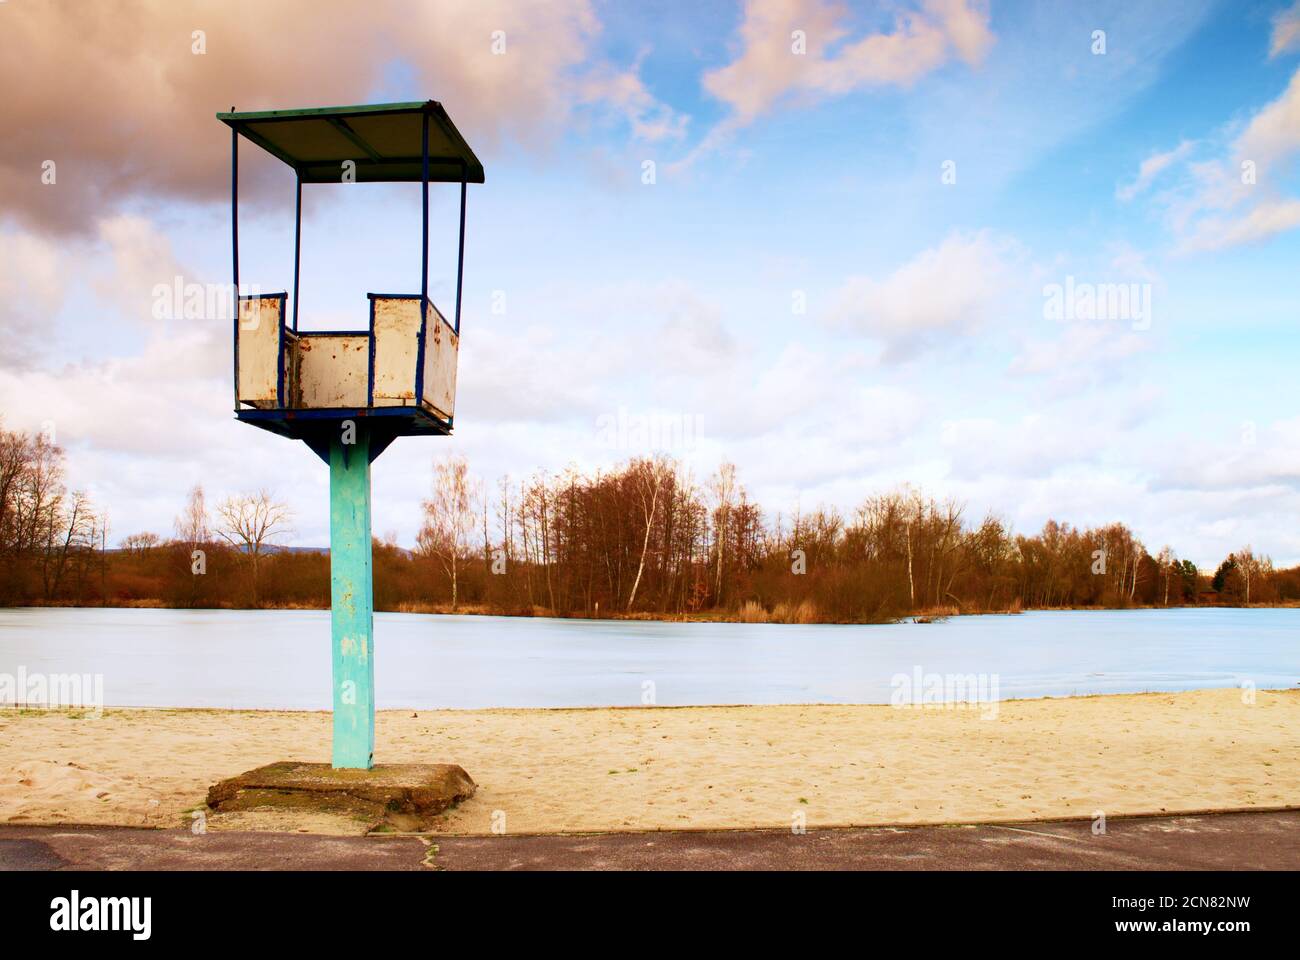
219 101 484 769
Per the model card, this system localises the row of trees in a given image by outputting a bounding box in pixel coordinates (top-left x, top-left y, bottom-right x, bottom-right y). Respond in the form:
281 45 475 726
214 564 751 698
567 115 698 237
0 422 293 607
411 459 1294 621
3 421 1297 620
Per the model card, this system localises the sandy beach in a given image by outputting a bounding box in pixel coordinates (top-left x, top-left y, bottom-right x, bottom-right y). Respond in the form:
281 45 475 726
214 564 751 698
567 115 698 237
1 688 1296 835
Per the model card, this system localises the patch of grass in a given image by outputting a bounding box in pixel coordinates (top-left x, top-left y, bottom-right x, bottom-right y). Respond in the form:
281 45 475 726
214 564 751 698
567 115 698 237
422 842 441 870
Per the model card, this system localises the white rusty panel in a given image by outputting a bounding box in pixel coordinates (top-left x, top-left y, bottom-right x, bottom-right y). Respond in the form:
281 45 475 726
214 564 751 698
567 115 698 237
422 305 458 419
236 297 281 406
370 297 420 407
294 335 369 408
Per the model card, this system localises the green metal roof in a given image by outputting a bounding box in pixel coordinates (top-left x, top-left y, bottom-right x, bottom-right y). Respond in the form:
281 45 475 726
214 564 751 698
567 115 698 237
217 101 485 184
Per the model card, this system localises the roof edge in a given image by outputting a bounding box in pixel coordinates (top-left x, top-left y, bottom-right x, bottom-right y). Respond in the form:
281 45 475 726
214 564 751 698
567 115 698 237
216 100 485 184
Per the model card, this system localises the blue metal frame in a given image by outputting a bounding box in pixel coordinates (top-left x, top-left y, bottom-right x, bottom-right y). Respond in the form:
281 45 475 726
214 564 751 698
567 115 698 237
275 293 287 407
455 174 466 336
227 103 467 443
292 175 302 332
366 295 377 407
231 121 239 406
415 113 430 409
237 405 451 465
238 406 449 423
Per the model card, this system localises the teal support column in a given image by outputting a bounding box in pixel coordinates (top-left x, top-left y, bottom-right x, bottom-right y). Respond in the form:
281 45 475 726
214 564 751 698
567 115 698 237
329 427 374 769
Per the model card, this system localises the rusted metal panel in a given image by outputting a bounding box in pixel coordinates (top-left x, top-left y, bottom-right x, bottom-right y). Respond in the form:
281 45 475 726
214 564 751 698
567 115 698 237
295 335 369 408
422 304 458 419
282 330 299 408
236 296 282 406
371 297 420 406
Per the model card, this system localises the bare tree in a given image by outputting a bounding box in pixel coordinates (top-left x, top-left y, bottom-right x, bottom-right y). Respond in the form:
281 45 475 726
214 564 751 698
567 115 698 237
1236 545 1261 605
901 488 926 609
175 484 211 547
0 426 66 601
416 455 478 611
1156 546 1176 605
215 490 292 604
0 425 31 556
626 457 669 611
122 531 161 556
42 489 97 600
710 462 737 606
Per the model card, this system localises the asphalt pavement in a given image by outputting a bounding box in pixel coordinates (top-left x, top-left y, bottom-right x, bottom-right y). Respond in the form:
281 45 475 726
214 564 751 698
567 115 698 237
2 809 1295 870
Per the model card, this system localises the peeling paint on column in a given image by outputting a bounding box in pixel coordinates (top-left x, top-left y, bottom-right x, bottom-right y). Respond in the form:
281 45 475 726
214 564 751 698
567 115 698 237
330 428 374 769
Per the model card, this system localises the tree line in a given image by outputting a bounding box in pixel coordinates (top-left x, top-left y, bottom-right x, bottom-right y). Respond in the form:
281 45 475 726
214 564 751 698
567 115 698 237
3 422 1297 620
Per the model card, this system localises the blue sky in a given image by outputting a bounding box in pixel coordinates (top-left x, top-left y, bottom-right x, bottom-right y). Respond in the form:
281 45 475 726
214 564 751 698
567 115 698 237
1 0 1298 567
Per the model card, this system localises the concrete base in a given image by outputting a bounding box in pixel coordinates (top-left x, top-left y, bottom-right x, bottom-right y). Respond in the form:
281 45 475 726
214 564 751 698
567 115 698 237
207 762 475 832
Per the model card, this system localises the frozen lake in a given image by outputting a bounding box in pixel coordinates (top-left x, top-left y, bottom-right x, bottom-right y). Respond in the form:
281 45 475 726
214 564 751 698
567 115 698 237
0 606 1296 709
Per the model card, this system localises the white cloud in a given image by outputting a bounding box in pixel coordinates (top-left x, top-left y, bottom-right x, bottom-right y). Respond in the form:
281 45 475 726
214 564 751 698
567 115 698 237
1008 322 1149 392
1272 1 1300 58
1177 198 1300 253
0 214 274 539
577 56 690 142
825 231 1019 359
1151 417 1300 493
701 0 994 128
91 216 198 331
457 322 605 424
1162 66 1300 252
940 413 1108 481
0 0 682 233
1115 140 1195 202
0 231 64 367
1235 67 1300 173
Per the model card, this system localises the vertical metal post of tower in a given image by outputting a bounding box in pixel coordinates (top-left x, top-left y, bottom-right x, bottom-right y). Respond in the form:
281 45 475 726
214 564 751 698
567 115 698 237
231 120 239 408
292 174 302 333
329 425 374 769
